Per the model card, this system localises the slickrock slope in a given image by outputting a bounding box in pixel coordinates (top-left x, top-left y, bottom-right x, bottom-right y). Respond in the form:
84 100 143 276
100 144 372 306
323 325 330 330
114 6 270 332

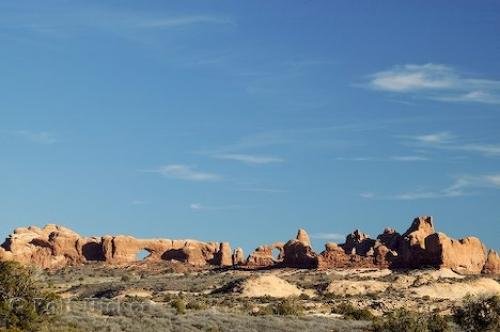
0 216 498 274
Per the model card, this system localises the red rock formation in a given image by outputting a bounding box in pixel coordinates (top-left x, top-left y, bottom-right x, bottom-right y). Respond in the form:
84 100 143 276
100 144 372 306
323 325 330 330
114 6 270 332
0 225 230 269
377 228 401 250
246 243 283 267
232 247 245 266
394 216 436 268
282 229 317 268
424 233 487 274
342 229 376 256
296 229 311 246
482 250 500 275
215 242 232 266
0 216 496 274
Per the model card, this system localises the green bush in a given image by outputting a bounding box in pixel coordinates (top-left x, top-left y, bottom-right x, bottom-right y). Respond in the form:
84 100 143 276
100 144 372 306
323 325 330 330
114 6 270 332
0 261 61 330
372 308 450 332
273 298 303 316
171 299 186 315
332 303 374 320
453 295 500 332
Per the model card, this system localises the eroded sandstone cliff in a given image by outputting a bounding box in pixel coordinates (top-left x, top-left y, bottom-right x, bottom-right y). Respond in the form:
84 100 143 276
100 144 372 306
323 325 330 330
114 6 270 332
0 216 498 274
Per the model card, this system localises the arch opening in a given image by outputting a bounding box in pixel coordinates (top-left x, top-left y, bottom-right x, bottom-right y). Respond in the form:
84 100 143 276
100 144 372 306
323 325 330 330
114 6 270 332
136 249 151 261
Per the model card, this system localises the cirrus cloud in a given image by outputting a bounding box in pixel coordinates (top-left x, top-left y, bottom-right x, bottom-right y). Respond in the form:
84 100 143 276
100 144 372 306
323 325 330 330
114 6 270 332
215 153 284 165
148 164 221 182
366 63 500 104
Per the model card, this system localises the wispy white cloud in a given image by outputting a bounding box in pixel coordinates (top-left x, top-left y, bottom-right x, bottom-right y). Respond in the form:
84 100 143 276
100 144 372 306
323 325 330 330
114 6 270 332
458 144 500 157
215 153 284 165
363 173 500 200
189 203 203 210
369 64 455 92
147 164 221 182
190 203 246 211
406 131 500 157
336 157 374 162
310 233 346 242
10 130 57 144
390 156 429 161
367 63 500 104
0 6 232 40
237 187 288 193
359 192 375 199
413 132 455 144
137 15 232 28
336 155 429 162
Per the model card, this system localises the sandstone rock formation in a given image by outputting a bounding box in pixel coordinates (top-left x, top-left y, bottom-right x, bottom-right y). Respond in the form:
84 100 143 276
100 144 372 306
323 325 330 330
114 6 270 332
296 228 311 246
424 233 486 274
282 229 317 268
246 243 283 268
316 215 494 273
0 224 230 269
0 216 497 274
482 250 500 275
232 247 245 266
214 242 232 267
342 229 376 256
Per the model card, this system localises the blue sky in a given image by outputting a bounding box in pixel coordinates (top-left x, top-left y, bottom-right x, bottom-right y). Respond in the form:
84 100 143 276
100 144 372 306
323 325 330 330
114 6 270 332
1 1 499 252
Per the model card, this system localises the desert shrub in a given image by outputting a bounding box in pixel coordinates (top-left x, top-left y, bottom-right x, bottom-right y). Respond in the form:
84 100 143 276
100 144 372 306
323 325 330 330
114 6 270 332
332 303 374 320
248 304 275 316
186 299 207 310
121 274 131 282
273 298 303 316
171 299 186 315
372 308 450 332
426 313 451 332
0 261 61 330
453 295 500 332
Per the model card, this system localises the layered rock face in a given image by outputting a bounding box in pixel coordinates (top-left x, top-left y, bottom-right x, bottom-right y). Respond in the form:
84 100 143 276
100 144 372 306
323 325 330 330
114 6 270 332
0 216 497 274
0 224 227 269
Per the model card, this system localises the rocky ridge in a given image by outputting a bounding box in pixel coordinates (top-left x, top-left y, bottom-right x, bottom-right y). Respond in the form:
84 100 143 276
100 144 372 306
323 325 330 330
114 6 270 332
0 216 498 274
